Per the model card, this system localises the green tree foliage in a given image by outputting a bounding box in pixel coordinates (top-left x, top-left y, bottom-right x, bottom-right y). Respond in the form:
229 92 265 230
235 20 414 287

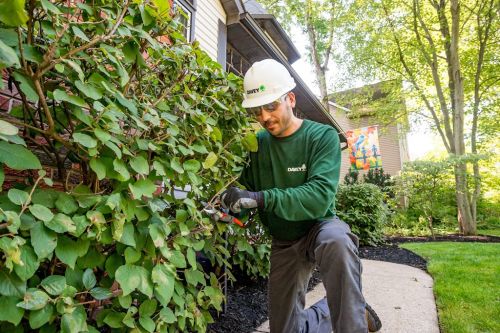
336 183 386 245
340 0 499 234
259 0 348 105
394 160 457 237
0 0 259 331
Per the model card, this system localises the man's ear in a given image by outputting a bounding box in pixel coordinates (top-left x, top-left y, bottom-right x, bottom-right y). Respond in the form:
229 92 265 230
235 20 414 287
288 92 296 108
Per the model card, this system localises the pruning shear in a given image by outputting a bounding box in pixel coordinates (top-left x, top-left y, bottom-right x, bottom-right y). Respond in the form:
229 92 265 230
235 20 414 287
202 197 245 228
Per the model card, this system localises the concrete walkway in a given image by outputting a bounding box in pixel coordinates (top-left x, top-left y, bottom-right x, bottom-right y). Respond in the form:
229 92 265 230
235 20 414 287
254 259 440 333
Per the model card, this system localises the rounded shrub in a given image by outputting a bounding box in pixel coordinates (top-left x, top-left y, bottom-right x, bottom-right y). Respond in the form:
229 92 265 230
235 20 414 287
336 183 386 245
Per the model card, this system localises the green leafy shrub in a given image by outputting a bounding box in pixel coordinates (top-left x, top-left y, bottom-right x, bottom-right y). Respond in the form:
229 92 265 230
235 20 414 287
0 1 259 332
343 169 360 185
227 215 270 279
363 168 395 198
343 168 394 201
336 183 386 245
387 160 457 236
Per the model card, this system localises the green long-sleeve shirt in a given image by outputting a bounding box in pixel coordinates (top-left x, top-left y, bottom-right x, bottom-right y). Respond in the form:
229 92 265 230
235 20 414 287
239 119 341 241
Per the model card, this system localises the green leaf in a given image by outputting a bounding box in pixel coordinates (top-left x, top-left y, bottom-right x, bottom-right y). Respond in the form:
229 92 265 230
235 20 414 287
185 269 205 287
30 223 57 259
12 72 38 102
139 299 157 317
22 45 43 64
41 0 61 14
0 0 28 27
0 268 26 297
242 132 259 152
105 140 122 158
130 155 149 175
72 132 97 148
176 209 188 223
118 295 132 309
191 143 208 154
72 25 89 41
89 158 106 180
103 312 125 328
94 128 111 142
159 307 176 324
113 159 130 181
61 306 87 333
115 265 153 297
90 287 113 300
165 249 186 268
75 80 102 100
40 275 66 296
119 222 136 247
0 141 41 170
152 264 175 306
0 296 24 325
170 158 184 174
29 204 54 222
129 179 156 199
55 193 79 214
45 213 76 234
139 316 155 332
148 224 166 248
183 159 201 172
7 188 29 205
82 268 96 290
29 303 54 329
0 28 18 46
61 59 85 81
55 236 89 269
54 89 87 107
0 40 21 68
187 247 197 269
17 288 49 310
3 210 21 233
14 244 39 280
0 119 19 136
124 247 141 264
203 152 218 169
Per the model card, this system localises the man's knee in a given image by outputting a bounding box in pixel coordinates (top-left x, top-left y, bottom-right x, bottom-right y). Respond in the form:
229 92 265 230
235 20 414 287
314 225 358 265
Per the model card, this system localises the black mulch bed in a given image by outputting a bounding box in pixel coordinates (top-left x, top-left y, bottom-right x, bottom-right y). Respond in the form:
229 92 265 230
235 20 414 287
208 234 500 333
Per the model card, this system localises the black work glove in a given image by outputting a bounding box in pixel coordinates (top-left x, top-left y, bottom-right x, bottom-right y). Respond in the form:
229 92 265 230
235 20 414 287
220 187 264 213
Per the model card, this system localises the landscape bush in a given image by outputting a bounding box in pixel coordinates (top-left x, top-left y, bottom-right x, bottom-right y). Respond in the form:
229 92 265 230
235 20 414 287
336 183 386 245
0 1 262 332
387 160 457 236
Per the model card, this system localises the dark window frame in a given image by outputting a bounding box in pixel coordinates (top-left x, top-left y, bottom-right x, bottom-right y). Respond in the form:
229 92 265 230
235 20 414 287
173 0 196 42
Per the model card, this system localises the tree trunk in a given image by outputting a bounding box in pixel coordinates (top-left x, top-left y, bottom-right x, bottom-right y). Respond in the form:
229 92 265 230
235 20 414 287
305 1 329 108
450 0 476 235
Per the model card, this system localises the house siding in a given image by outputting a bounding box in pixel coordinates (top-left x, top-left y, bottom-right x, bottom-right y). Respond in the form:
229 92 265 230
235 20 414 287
194 0 227 60
329 106 408 181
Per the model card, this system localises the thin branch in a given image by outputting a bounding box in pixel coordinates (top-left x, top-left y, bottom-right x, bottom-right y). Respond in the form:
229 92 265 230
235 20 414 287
36 0 131 78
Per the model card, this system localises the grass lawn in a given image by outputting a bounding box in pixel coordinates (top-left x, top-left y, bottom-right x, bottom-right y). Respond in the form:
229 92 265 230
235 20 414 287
400 242 500 333
478 229 500 237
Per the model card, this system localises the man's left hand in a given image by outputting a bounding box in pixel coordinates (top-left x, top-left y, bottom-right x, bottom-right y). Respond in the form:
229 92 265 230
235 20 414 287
220 187 263 213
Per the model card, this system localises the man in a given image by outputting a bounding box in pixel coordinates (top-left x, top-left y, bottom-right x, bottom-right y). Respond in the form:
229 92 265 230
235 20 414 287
220 59 381 333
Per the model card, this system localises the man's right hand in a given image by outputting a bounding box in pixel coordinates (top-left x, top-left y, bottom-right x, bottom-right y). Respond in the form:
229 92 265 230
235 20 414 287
220 187 263 213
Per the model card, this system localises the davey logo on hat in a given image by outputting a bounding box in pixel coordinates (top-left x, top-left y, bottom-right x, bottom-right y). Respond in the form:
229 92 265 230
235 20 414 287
246 84 266 95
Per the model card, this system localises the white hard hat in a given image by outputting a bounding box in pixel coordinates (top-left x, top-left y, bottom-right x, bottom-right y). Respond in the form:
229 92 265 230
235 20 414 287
242 59 296 108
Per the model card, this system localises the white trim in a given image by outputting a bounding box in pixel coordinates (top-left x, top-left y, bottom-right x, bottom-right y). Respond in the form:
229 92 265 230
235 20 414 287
328 100 351 113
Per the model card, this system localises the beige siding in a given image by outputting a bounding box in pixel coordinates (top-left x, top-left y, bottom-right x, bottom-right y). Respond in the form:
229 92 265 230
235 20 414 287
329 106 408 182
194 0 226 60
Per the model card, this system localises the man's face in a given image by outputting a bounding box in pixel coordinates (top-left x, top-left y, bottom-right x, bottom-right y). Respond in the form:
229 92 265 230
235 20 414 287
250 92 297 137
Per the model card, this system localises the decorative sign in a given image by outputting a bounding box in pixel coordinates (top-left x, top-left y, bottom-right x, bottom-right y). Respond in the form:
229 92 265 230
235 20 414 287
346 125 382 170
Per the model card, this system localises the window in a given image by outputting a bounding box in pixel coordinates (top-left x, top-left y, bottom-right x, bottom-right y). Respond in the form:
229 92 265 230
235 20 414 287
173 0 196 41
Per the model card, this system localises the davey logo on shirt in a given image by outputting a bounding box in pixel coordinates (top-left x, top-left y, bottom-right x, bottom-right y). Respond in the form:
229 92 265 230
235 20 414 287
288 164 307 172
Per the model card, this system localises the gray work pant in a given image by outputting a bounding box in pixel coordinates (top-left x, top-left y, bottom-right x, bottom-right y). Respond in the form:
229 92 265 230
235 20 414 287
268 218 367 333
